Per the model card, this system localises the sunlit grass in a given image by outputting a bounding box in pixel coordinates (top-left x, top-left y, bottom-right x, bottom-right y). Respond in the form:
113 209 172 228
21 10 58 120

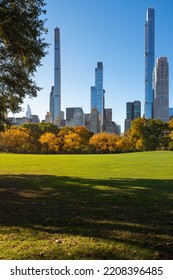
0 151 173 259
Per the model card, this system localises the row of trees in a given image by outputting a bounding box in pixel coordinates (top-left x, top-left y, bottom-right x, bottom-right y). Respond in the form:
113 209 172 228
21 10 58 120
0 118 173 154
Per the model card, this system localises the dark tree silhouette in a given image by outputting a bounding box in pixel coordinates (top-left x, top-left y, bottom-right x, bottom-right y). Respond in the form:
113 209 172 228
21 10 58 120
0 0 48 122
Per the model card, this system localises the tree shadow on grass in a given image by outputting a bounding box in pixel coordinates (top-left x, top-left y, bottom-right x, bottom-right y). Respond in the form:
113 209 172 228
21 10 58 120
0 174 173 259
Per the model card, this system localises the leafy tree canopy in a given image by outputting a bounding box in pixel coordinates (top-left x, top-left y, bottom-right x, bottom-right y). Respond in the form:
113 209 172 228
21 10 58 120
129 117 170 151
0 0 48 121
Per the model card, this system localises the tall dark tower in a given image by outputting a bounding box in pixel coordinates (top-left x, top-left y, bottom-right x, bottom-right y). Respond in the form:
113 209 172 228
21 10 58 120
144 8 155 119
53 27 61 124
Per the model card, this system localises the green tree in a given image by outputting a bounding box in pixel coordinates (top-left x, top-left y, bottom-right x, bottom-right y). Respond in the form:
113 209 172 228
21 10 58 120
0 0 48 122
129 117 170 151
38 122 59 135
22 123 42 139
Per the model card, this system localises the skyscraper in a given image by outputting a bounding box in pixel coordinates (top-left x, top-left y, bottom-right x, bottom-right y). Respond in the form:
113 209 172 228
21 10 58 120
154 57 169 122
90 62 104 132
124 101 141 131
134 101 141 119
144 7 155 119
53 27 61 124
49 85 54 120
26 104 32 119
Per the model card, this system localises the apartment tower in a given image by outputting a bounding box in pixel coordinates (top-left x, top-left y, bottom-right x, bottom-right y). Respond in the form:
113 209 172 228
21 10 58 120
124 101 141 131
53 27 61 124
144 7 155 119
154 57 169 122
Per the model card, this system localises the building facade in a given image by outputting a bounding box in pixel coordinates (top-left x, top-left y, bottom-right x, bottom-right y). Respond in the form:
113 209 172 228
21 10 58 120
104 108 120 134
124 101 141 131
49 86 54 120
144 7 155 119
154 57 169 122
65 107 85 127
53 27 61 125
90 62 104 133
134 101 141 120
66 107 76 122
90 108 99 134
26 104 32 119
45 112 53 123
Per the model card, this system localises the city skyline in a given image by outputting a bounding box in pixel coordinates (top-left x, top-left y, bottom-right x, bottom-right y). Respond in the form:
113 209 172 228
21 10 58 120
9 0 173 130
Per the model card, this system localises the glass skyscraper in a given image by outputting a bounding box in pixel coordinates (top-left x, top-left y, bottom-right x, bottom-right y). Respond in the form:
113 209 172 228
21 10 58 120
90 62 104 132
124 101 141 131
53 27 61 124
144 8 155 119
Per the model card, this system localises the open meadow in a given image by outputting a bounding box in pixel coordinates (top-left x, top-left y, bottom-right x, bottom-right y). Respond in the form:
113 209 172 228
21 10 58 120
0 151 173 259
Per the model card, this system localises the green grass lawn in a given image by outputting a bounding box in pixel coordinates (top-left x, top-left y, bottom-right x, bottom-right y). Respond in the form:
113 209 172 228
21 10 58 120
0 151 173 259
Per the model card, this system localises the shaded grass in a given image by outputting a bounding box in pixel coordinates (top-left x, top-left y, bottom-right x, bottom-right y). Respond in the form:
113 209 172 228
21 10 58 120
0 152 173 259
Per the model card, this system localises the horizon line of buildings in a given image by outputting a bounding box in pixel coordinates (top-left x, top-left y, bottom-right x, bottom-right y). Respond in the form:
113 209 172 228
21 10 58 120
7 7 172 133
47 7 172 133
49 28 120 133
48 27 121 134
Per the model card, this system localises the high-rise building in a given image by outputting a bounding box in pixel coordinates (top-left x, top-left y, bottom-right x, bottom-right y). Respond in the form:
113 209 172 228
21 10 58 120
104 108 112 123
26 104 32 119
71 107 85 127
90 108 99 134
134 101 141 119
85 113 91 129
126 102 134 121
154 57 169 122
53 27 61 125
45 112 53 123
124 101 141 131
104 108 119 134
66 107 76 122
144 7 155 119
49 86 54 120
65 107 85 127
31 115 40 123
90 62 104 133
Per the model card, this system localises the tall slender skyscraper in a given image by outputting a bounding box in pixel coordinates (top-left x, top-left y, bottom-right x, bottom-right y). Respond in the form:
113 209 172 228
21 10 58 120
53 27 61 124
90 62 104 132
154 57 169 122
144 8 155 119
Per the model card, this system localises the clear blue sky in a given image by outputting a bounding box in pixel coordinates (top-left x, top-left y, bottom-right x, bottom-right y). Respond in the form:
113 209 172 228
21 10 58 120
11 0 173 131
